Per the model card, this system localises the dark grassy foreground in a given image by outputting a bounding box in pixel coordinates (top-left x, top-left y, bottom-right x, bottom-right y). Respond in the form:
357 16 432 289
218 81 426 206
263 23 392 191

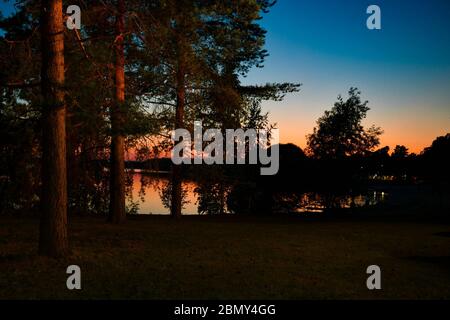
1 212 450 299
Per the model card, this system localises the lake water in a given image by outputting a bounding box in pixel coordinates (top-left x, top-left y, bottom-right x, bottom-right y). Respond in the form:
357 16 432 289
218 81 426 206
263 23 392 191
129 173 199 215
129 173 388 215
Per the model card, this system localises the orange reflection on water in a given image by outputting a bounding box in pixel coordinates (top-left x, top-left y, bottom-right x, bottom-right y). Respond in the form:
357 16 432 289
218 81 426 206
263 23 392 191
129 173 199 215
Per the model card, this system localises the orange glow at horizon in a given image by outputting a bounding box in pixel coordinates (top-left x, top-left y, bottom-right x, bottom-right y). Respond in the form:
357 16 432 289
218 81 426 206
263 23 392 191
125 102 449 161
275 111 450 155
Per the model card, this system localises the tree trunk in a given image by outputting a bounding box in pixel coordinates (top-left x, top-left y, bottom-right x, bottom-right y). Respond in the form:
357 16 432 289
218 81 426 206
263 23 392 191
170 54 185 218
39 0 69 257
109 0 126 224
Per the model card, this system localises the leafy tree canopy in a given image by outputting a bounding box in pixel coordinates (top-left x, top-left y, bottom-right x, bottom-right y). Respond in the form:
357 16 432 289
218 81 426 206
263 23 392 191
306 87 383 159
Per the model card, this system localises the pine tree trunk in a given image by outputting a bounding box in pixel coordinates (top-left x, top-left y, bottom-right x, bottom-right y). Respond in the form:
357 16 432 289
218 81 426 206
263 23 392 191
171 56 185 218
109 0 126 224
39 0 69 257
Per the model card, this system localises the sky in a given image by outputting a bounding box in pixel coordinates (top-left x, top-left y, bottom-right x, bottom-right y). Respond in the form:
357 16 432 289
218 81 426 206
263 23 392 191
1 0 449 153
242 0 450 153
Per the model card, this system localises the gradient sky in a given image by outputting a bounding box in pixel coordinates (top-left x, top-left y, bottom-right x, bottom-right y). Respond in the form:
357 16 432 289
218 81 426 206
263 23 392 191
242 0 450 153
1 0 449 153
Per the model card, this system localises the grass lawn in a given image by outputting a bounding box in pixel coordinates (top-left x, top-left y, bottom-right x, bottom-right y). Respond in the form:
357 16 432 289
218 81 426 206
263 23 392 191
1 212 449 299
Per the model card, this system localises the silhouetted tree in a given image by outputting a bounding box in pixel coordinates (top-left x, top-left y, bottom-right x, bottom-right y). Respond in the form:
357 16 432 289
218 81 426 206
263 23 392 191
422 133 450 184
423 134 450 160
392 145 409 159
306 88 382 159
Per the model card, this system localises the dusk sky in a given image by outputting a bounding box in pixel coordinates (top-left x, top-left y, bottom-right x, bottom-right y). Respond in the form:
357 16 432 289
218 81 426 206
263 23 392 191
1 0 449 153
243 0 450 153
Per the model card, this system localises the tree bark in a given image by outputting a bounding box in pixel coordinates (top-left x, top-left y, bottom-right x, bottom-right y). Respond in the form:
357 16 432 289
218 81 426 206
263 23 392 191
109 0 126 224
39 0 69 257
171 53 185 218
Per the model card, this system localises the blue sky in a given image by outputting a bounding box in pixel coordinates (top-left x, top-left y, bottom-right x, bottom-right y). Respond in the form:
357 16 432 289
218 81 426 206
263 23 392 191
1 0 449 152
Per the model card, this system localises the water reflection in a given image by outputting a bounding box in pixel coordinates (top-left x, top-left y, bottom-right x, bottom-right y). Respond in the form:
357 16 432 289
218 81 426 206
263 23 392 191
275 191 388 213
130 173 198 215
128 173 388 215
